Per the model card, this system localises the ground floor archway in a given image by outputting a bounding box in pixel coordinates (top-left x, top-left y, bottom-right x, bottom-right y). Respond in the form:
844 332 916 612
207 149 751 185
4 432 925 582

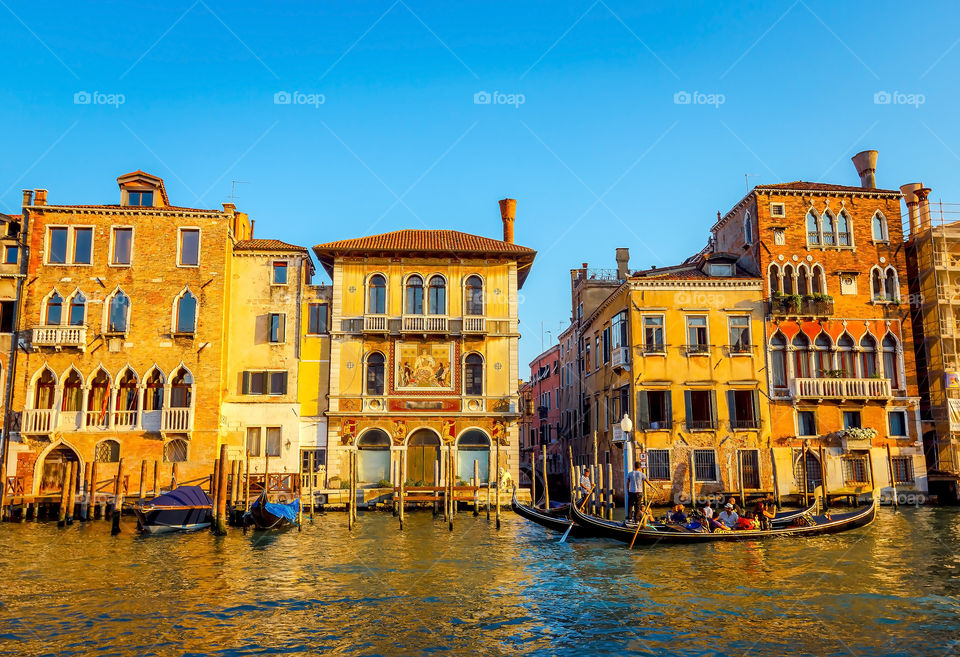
407 429 440 484
38 444 80 496
456 429 490 483
357 429 391 485
793 450 822 494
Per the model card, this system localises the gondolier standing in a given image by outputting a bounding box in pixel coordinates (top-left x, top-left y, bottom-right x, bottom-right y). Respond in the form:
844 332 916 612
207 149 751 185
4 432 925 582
579 468 592 502
626 462 645 522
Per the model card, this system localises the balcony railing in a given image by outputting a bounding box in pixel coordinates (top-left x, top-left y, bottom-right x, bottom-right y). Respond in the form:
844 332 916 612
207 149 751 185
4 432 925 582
113 410 138 430
363 314 388 332
462 316 486 334
682 344 710 356
639 419 672 431
162 408 192 432
769 297 834 317
84 410 109 430
402 315 448 332
730 419 759 430
611 347 630 369
21 409 55 433
685 419 716 431
790 377 892 400
31 326 86 349
642 343 666 355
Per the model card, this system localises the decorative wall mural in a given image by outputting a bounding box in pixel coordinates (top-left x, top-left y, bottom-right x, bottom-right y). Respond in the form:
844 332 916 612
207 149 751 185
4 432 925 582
395 342 454 390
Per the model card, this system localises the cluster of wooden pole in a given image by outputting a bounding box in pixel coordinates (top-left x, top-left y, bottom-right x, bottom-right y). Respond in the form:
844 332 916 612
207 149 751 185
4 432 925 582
347 450 358 531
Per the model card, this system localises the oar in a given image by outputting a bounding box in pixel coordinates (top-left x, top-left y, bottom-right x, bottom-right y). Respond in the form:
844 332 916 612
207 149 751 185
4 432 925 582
558 521 574 543
560 486 595 544
628 498 654 549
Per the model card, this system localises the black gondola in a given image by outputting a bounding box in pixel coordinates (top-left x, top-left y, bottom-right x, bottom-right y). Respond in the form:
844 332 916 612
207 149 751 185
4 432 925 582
133 485 213 534
511 488 588 536
243 490 300 530
569 494 876 546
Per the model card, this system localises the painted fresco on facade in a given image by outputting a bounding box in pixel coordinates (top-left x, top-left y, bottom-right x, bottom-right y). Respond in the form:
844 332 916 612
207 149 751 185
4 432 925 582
395 342 454 390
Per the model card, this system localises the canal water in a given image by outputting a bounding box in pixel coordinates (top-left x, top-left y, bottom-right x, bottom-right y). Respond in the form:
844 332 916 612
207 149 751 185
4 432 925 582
0 507 958 656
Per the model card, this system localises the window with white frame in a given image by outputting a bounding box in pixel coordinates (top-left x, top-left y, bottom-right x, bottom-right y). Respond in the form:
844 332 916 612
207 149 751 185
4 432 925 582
246 426 282 457
728 315 750 352
111 227 133 265
888 410 908 437
174 290 198 334
643 315 664 353
46 226 93 265
872 211 889 241
241 370 288 395
269 313 285 343
272 261 288 285
106 289 130 333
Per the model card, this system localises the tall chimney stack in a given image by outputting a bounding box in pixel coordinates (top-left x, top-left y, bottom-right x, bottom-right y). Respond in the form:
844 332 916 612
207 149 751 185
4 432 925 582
21 190 33 207
499 198 516 243
916 186 933 230
33 189 47 206
851 150 878 189
900 183 922 237
615 247 630 280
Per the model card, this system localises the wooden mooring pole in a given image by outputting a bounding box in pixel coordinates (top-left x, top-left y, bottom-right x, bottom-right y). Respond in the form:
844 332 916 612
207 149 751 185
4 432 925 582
486 449 492 520
111 459 124 535
398 451 405 531
81 462 92 521
495 438 501 531
211 457 220 504
542 444 550 512
244 451 251 512
530 450 536 509
153 459 159 497
214 445 228 535
57 462 72 528
139 460 147 504
308 452 315 520
473 459 480 517
347 451 354 531
65 462 78 525
448 449 454 532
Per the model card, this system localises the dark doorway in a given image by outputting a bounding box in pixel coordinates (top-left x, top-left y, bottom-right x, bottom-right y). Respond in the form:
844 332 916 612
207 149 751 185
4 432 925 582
407 429 440 484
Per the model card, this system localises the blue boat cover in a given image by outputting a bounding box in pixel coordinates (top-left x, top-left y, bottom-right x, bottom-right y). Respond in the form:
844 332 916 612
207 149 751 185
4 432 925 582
251 495 300 523
148 485 212 507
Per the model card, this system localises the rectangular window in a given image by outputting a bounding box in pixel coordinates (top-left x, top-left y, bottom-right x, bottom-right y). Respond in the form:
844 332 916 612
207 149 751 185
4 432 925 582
112 227 132 265
301 448 327 472
686 390 716 430
728 389 759 429
686 315 708 353
272 261 288 285
843 456 869 484
693 449 718 482
242 371 287 395
178 228 200 266
128 191 153 206
4 245 17 264
740 449 761 489
647 449 670 480
602 327 611 363
307 304 328 334
843 411 862 430
73 227 92 264
638 390 671 430
797 410 816 436
246 427 261 457
265 427 282 457
888 411 907 437
892 456 913 483
269 313 285 343
728 315 751 352
269 371 288 395
48 227 68 264
643 315 664 353
0 300 14 333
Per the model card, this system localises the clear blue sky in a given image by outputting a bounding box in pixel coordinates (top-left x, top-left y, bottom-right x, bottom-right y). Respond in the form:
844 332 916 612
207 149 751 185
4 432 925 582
3 1 959 367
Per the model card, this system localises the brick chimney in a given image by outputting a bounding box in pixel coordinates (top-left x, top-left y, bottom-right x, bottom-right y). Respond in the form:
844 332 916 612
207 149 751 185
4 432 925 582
851 150 878 189
22 190 33 207
34 189 47 206
499 198 516 243
900 183 922 236
916 186 932 230
615 247 629 280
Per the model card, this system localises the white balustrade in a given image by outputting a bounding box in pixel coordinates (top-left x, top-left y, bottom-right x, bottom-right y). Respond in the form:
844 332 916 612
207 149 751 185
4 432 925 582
162 408 192 432
790 377 892 400
31 326 86 349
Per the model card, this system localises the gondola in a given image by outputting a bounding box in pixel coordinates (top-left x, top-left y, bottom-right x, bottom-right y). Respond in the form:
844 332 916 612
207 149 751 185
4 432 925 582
243 490 300 530
570 494 876 546
133 485 213 534
511 488 588 536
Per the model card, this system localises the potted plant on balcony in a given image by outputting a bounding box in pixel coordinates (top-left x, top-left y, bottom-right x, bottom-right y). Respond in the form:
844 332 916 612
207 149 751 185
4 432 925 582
839 426 877 444
785 293 803 313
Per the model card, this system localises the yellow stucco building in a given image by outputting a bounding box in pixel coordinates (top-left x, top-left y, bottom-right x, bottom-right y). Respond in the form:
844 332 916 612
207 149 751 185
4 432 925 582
575 253 774 505
312 200 535 489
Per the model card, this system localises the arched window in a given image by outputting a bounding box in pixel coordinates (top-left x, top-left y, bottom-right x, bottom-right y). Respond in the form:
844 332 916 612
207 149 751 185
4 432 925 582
814 333 833 377
94 439 120 463
144 368 164 411
837 211 852 246
87 370 111 428
61 369 83 412
743 212 753 244
33 369 56 409
797 265 810 295
884 268 898 302
860 334 877 378
68 292 86 326
465 275 484 316
871 268 884 301
357 429 391 484
768 265 781 295
457 430 491 482
115 369 138 426
366 352 385 395
837 334 855 378
872 212 888 241
170 368 193 408
770 332 788 390
427 275 446 315
175 290 197 334
405 275 424 315
107 290 130 333
793 333 811 378
812 265 826 295
782 264 795 295
821 211 836 246
806 211 820 245
164 438 188 463
367 274 386 314
45 292 63 326
882 335 900 389
464 353 483 395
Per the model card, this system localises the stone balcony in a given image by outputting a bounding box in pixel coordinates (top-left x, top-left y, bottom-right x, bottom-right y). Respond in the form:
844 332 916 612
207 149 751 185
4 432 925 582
31 326 86 350
790 377 892 400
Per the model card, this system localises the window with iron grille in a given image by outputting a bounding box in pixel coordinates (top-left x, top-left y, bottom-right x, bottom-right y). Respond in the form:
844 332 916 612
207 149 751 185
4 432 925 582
693 449 718 482
94 439 119 463
843 456 869 484
647 449 670 480
164 438 188 463
892 456 913 483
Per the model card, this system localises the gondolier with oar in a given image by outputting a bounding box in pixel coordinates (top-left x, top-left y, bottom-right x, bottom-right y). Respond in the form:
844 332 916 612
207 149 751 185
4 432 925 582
626 461 645 523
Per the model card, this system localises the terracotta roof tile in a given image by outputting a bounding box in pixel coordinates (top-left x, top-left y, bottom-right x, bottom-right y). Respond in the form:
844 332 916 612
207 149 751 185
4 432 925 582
755 181 901 194
235 239 308 253
36 204 221 213
313 229 535 256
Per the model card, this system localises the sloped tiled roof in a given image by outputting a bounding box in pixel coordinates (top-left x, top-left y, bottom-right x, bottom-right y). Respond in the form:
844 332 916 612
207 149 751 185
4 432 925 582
313 229 537 287
755 181 901 194
235 239 308 253
35 203 220 213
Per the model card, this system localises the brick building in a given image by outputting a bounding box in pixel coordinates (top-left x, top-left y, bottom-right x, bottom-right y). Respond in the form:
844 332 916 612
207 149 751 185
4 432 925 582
710 151 927 499
4 171 254 496
518 343 562 493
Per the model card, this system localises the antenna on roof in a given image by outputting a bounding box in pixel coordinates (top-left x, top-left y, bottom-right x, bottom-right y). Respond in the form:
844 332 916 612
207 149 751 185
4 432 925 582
745 174 760 192
229 180 249 203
